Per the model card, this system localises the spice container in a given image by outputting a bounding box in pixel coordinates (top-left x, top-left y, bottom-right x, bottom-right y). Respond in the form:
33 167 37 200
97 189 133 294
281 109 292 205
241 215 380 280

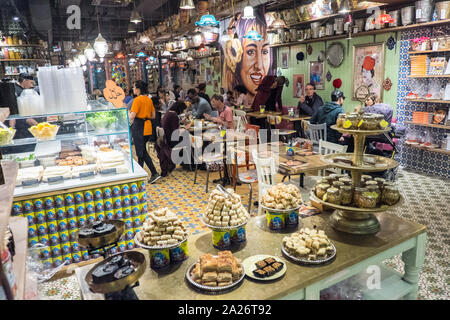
382 185 400 205
340 186 353 205
317 178 329 185
374 114 386 128
337 114 346 128
361 175 373 183
353 187 367 206
365 180 378 188
335 18 344 35
339 177 352 186
358 192 378 208
324 187 341 205
363 114 379 130
374 177 386 189
315 183 331 199
332 181 345 189
324 176 335 185
367 185 381 203
345 114 359 129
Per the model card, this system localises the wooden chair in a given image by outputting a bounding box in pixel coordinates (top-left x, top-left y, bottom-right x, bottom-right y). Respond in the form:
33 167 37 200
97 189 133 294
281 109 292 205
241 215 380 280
191 135 225 193
318 139 348 175
252 149 277 215
307 122 327 151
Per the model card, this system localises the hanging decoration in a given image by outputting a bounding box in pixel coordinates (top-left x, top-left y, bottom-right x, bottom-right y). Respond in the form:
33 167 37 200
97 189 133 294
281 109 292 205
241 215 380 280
242 3 255 20
333 78 342 89
136 52 147 58
307 45 313 55
326 71 332 82
386 36 396 50
244 29 263 41
130 1 142 24
383 77 392 91
94 33 108 58
195 14 219 27
84 44 95 61
180 0 195 10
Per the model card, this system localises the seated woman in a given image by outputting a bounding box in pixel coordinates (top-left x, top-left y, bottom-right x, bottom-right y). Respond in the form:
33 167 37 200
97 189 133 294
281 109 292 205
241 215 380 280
232 85 249 109
156 101 187 177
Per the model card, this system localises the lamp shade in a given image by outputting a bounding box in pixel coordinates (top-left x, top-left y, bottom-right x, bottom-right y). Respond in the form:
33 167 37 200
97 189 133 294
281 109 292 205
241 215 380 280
130 8 142 24
195 15 219 27
339 0 351 13
128 23 136 33
244 30 263 41
93 33 108 58
243 6 255 19
78 54 87 65
180 0 195 10
84 43 96 61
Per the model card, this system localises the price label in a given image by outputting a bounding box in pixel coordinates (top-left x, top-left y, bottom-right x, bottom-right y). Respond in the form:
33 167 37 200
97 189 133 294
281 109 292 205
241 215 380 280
100 168 117 175
22 179 39 186
48 176 64 183
103 80 125 108
80 171 95 178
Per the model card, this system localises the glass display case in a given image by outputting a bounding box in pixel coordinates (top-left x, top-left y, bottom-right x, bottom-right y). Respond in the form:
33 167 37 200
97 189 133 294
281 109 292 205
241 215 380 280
0 100 147 198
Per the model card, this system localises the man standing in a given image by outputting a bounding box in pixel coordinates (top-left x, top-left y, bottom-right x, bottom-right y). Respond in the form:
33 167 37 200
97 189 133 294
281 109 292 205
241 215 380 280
187 89 212 119
297 83 324 116
204 95 234 129
197 83 211 106
14 73 35 97
310 89 345 144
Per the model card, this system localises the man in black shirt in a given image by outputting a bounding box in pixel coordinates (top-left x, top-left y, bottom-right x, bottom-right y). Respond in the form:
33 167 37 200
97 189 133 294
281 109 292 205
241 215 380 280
297 83 324 116
197 83 211 106
14 73 35 98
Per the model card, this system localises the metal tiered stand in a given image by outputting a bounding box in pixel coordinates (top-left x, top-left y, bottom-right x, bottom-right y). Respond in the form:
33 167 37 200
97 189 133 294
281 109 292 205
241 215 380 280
310 125 404 235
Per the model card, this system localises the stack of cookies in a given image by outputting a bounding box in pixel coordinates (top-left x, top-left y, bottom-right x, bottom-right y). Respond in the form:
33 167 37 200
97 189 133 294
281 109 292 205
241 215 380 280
137 208 188 246
203 188 250 227
190 251 244 287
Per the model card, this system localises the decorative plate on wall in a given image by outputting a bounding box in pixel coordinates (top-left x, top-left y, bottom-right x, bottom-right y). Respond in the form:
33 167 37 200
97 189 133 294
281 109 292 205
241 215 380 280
307 45 313 55
326 42 345 68
383 77 392 91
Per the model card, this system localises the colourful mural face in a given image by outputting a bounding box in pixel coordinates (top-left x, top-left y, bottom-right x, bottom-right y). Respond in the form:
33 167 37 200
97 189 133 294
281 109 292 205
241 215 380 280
221 10 276 104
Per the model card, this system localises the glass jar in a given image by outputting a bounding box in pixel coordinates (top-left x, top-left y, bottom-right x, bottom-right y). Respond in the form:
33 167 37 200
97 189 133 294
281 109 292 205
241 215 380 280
340 186 353 205
315 183 330 199
345 114 359 129
317 178 329 185
324 176 335 185
353 187 367 206
366 185 381 203
363 114 379 130
12 35 19 45
365 180 378 188
382 185 400 205
374 114 386 128
358 192 378 208
324 187 341 205
339 177 352 186
332 181 345 189
374 177 386 189
336 113 346 128
361 175 373 183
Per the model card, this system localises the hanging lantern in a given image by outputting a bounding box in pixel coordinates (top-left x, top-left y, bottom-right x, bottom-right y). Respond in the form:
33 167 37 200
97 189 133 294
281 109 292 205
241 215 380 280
130 6 142 24
243 5 255 19
339 0 351 14
93 33 108 58
78 54 87 65
84 44 96 61
128 23 137 33
195 15 219 27
136 51 147 58
180 0 195 10
244 30 263 41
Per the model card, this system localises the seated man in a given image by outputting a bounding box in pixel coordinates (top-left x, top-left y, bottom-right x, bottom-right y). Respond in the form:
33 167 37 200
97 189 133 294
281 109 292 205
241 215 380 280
187 88 212 119
204 94 234 129
297 83 324 116
310 89 345 144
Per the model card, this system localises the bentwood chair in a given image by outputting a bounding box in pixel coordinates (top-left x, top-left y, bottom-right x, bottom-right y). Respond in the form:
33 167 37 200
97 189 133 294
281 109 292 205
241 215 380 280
252 149 277 215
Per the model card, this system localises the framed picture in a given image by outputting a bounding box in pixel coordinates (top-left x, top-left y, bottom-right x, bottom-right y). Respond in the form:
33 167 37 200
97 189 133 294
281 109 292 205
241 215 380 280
293 74 305 98
353 42 385 100
282 52 289 69
309 61 324 90
432 108 448 125
213 80 219 92
206 67 212 85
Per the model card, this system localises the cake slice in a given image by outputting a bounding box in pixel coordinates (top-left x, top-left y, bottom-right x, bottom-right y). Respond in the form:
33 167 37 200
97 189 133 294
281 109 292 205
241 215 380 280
202 271 217 282
217 272 232 283
253 269 266 278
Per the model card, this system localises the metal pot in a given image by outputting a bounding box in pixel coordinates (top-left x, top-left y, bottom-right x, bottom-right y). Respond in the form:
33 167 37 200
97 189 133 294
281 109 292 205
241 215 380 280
335 18 344 34
311 22 321 38
388 10 400 26
326 23 334 36
304 28 311 39
401 6 415 25
319 26 326 38
415 0 434 23
436 1 450 20
354 18 365 33
290 29 298 41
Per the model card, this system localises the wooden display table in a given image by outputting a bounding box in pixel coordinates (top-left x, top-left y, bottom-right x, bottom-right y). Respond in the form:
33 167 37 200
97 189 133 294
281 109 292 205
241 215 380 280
76 213 426 300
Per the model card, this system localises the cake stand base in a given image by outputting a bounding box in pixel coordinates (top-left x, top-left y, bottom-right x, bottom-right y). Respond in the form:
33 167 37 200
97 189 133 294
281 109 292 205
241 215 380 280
329 210 380 235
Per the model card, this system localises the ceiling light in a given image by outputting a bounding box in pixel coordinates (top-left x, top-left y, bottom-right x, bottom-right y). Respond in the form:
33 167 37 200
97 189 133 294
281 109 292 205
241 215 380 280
84 44 96 61
93 33 108 58
180 0 195 10
339 0 351 14
128 23 136 33
13 16 19 21
78 54 87 65
243 4 255 19
130 1 142 24
195 15 219 27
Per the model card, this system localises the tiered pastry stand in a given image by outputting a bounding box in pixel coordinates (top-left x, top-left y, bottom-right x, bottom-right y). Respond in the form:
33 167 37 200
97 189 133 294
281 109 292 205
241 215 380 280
310 125 404 235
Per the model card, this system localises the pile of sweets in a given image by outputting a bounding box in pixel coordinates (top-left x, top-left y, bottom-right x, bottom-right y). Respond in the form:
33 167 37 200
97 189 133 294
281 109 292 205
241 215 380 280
203 188 250 227
261 183 303 210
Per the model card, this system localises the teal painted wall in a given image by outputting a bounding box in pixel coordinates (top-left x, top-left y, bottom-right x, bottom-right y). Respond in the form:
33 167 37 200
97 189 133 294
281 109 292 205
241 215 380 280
275 33 400 116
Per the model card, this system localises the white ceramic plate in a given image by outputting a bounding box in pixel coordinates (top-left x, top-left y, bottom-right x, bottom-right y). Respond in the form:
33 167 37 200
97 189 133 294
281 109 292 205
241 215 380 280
242 254 287 281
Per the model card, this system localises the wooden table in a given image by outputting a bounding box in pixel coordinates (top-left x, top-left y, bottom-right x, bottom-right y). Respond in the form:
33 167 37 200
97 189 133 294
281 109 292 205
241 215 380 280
240 142 330 187
281 115 311 138
183 122 219 133
75 213 426 300
246 111 282 119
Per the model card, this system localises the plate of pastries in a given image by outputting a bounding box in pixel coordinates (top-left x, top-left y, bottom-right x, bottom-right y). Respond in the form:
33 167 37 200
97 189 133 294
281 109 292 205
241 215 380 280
282 227 336 265
187 251 245 292
242 255 286 281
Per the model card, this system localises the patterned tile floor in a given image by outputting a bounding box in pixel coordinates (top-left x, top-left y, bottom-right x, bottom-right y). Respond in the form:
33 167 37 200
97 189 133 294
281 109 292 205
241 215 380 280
36 149 449 300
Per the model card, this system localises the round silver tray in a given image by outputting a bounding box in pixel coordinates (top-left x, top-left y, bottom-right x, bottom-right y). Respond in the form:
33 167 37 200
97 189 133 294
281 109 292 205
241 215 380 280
134 232 188 250
281 241 337 265
185 257 245 293
201 217 248 231
260 204 302 214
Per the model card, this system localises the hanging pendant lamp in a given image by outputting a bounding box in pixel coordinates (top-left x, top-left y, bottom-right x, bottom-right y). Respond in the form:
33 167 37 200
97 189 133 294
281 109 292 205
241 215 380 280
78 54 87 65
128 23 137 33
244 30 263 41
243 1 255 19
180 0 195 10
84 43 96 61
130 1 142 24
195 14 219 27
94 33 108 58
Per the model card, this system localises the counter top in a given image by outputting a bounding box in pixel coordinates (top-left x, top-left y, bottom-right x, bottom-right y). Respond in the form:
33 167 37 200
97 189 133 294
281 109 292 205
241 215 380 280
76 212 426 300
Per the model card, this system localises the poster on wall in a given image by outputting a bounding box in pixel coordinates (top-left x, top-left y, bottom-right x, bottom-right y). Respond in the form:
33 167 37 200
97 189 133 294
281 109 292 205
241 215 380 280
206 67 212 85
214 80 219 92
293 74 305 98
220 9 277 105
353 43 385 100
309 61 324 90
281 52 289 69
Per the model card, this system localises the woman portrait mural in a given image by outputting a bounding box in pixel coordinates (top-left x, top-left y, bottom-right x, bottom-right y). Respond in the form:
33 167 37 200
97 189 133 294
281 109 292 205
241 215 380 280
221 9 277 105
